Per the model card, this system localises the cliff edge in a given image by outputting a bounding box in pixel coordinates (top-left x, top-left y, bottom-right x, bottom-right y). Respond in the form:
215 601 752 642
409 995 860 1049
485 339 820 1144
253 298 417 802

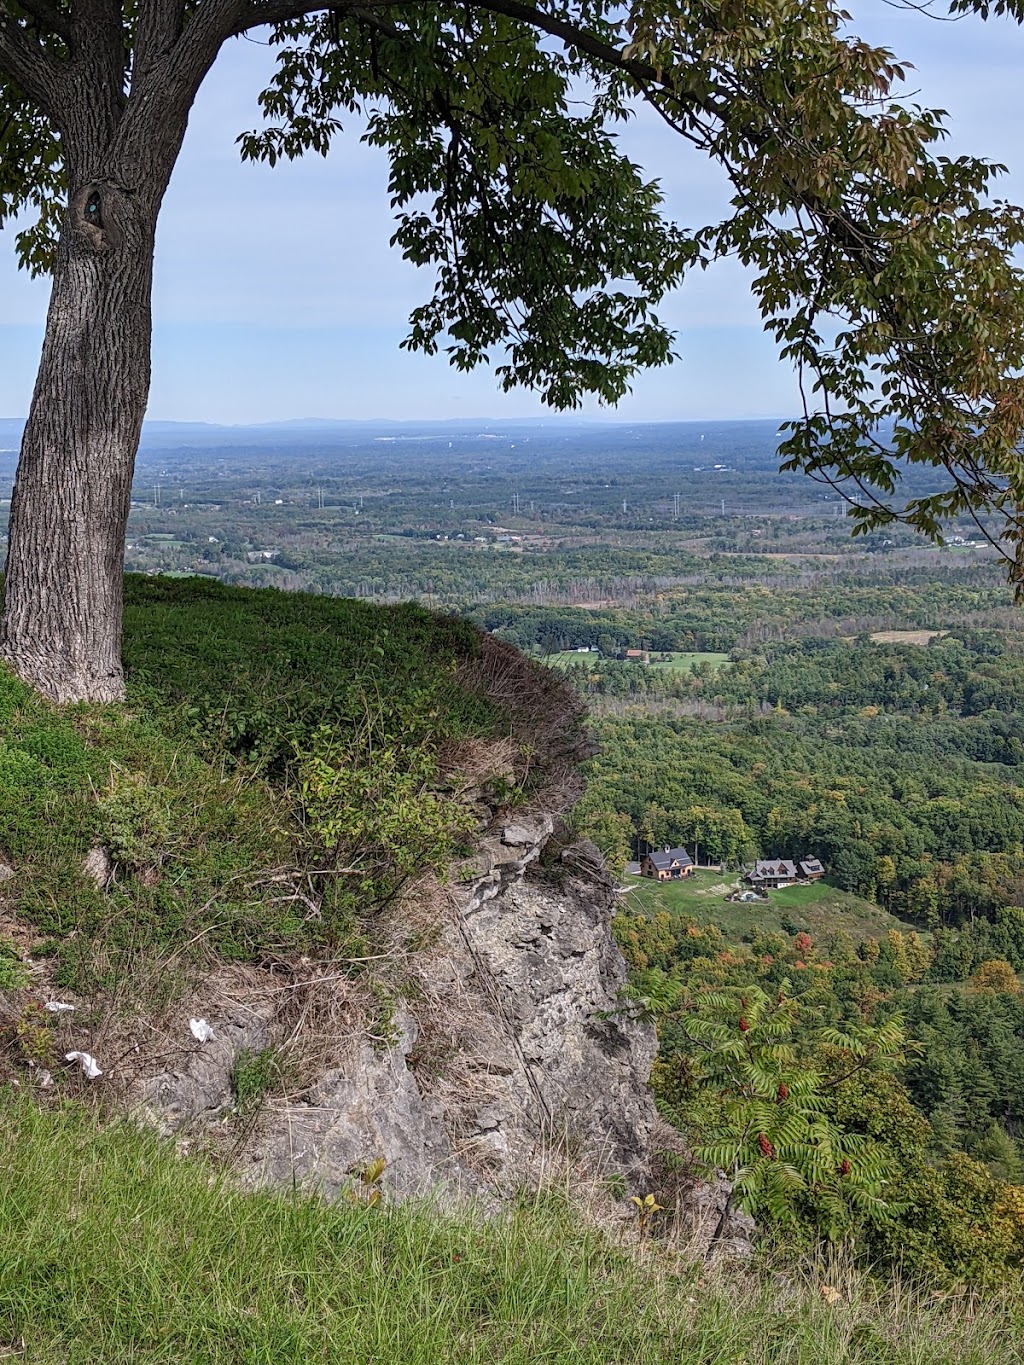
136 817 657 1201
0 579 750 1252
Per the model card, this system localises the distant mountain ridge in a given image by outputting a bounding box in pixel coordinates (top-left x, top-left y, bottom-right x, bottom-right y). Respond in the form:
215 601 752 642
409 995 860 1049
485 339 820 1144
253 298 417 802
0 415 787 457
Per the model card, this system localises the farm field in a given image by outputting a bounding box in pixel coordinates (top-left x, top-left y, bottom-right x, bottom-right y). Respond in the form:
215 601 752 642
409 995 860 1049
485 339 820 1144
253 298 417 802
540 650 603 666
647 650 731 672
542 649 730 671
620 870 915 945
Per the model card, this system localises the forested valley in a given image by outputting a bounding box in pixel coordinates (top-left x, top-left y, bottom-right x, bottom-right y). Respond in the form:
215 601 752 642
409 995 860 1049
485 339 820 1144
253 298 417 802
4 416 1024 1283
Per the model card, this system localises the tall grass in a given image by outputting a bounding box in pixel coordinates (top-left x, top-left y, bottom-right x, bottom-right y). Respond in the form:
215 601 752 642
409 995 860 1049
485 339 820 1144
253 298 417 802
0 1096 1019 1363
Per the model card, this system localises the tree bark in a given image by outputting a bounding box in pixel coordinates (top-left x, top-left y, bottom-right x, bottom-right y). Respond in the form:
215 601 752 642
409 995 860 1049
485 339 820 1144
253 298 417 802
1 179 157 702
0 0 236 702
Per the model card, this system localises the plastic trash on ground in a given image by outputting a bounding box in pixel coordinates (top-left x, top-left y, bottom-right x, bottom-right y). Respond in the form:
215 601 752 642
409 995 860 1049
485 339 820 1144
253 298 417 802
65 1051 102 1079
189 1018 215 1043
44 1001 76 1013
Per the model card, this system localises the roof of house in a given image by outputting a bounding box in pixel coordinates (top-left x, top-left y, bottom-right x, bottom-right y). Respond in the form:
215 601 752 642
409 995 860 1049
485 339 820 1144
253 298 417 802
645 846 694 870
799 859 824 875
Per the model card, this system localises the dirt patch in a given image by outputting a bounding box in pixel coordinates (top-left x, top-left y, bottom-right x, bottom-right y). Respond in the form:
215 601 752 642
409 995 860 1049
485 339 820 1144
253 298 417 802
0 909 47 960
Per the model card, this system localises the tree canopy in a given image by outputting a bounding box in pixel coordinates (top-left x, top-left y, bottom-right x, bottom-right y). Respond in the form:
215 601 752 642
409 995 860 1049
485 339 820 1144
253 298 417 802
3 1 1024 698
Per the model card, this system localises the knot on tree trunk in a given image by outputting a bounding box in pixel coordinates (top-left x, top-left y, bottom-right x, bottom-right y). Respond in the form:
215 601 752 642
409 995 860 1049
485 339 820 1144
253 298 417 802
71 182 127 253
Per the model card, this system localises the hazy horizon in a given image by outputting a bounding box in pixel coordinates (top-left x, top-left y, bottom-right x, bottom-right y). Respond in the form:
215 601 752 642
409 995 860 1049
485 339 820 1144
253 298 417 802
0 413 792 429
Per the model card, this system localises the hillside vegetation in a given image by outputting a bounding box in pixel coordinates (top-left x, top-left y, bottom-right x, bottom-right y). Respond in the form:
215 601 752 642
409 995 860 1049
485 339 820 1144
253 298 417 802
0 575 579 1001
3 577 1024 1358
569 630 1024 1291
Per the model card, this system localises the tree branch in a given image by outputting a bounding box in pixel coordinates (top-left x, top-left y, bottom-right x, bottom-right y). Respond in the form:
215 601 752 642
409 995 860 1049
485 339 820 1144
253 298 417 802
0 3 65 113
227 0 657 84
229 0 886 287
456 0 656 83
133 0 186 82
115 0 248 171
69 0 123 73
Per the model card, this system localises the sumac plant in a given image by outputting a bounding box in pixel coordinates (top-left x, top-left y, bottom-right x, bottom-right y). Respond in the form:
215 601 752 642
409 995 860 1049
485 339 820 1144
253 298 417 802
682 984 905 1236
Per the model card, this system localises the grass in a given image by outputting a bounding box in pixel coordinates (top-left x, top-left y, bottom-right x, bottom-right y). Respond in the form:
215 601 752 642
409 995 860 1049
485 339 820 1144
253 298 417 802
622 872 914 945
542 650 730 672
541 650 604 667
622 867 740 915
646 650 731 673
0 576 577 988
868 630 948 645
0 1093 1020 1364
121 575 499 758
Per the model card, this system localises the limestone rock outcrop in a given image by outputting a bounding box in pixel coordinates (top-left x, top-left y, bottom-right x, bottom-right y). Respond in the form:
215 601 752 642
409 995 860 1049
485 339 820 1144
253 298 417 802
138 816 656 1202
134 813 753 1256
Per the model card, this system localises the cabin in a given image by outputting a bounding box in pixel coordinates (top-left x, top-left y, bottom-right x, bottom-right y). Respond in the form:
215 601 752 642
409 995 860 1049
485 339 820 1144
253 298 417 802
746 859 799 889
745 856 825 890
641 846 694 880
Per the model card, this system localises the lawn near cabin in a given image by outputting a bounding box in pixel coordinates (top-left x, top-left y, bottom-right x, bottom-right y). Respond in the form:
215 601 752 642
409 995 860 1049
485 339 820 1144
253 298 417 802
621 868 915 945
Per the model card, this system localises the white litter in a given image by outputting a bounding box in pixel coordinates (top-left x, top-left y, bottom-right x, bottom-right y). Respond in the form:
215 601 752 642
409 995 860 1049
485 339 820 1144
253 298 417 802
44 1001 76 1013
38 1070 53 1090
189 1018 215 1043
65 1051 102 1079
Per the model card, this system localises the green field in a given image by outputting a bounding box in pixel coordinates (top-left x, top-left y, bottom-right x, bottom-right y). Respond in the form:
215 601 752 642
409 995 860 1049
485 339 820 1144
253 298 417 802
620 869 914 944
646 650 731 672
542 650 730 671
538 650 600 667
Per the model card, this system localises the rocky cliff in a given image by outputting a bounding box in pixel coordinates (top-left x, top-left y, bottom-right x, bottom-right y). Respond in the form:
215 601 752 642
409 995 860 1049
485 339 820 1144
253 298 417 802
137 814 660 1204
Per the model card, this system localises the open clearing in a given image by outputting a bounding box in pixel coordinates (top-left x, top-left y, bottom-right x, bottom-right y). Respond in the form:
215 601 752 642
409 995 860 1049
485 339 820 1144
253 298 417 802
543 650 730 671
647 651 731 672
620 868 915 944
869 629 948 645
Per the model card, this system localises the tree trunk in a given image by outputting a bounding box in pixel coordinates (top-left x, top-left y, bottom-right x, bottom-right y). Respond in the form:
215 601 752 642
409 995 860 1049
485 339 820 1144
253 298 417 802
1 180 157 703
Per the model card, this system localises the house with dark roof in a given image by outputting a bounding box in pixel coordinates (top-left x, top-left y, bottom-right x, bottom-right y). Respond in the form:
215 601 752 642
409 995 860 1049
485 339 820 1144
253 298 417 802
746 856 825 889
641 846 694 880
746 859 799 889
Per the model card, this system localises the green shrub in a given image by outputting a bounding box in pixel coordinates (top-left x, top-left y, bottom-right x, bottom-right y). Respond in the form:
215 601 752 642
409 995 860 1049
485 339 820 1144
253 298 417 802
121 575 499 774
0 578 519 988
0 939 27 992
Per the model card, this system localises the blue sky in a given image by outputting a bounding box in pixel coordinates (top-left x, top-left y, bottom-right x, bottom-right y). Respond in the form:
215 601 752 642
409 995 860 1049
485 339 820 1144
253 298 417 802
3 2 1024 423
